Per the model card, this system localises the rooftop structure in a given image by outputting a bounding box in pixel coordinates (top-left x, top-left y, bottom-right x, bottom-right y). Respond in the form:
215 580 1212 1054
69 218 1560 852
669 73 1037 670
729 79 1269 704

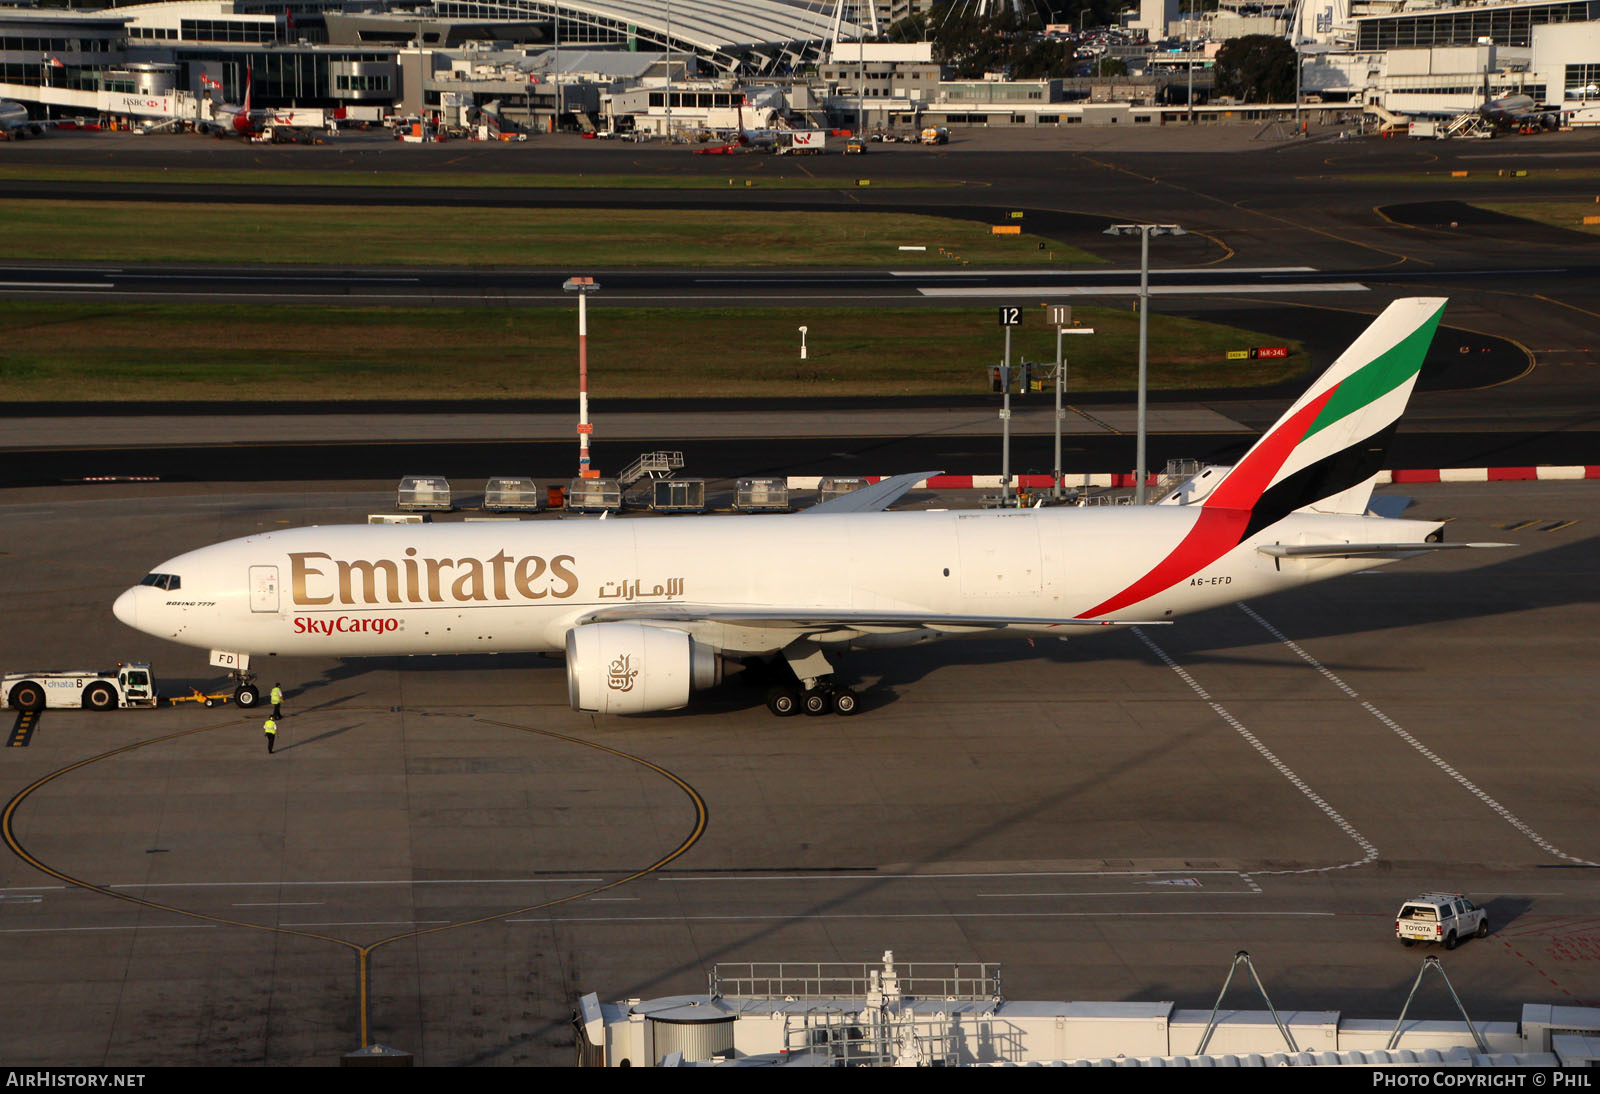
576 950 1600 1068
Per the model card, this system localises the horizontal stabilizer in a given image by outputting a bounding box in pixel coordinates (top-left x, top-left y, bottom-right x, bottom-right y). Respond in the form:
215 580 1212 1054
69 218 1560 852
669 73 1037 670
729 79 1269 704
803 470 943 515
1364 495 1412 519
1257 541 1513 560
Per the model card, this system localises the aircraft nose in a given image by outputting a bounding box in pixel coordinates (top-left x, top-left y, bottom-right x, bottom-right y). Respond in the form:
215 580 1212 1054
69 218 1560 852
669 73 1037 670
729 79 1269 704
113 587 139 630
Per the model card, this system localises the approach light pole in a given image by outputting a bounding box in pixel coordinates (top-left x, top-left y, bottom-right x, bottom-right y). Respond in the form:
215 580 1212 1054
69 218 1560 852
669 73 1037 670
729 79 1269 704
563 276 601 479
664 0 673 140
1294 36 1306 135
798 325 809 360
1186 0 1196 125
1102 224 1184 504
1045 304 1095 502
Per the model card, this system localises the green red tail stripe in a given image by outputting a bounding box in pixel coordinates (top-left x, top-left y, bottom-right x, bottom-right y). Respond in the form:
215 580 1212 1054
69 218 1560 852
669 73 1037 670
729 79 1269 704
1074 301 1442 619
1076 390 1335 618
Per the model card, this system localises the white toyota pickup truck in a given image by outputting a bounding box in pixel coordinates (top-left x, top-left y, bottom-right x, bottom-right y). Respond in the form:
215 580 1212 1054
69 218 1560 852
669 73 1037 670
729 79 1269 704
1396 893 1489 949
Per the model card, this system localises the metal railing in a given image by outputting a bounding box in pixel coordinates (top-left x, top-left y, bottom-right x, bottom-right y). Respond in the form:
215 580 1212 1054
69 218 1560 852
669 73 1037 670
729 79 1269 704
618 450 684 488
710 960 1000 1003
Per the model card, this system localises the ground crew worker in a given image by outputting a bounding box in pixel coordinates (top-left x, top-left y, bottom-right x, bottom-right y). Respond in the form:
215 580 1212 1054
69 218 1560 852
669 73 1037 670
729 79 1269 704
264 716 277 754
270 683 284 719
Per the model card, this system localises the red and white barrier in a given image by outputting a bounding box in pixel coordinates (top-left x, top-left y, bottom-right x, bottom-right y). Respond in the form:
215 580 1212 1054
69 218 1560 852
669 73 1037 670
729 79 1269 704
786 467 1600 491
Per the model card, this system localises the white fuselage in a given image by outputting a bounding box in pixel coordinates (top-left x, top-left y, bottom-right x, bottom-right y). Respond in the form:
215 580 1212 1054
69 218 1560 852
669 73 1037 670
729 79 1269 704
112 506 1435 661
0 102 35 134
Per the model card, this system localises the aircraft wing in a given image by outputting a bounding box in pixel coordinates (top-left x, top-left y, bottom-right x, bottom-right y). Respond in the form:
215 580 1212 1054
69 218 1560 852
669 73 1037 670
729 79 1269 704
803 470 943 515
576 604 1167 632
1257 541 1512 560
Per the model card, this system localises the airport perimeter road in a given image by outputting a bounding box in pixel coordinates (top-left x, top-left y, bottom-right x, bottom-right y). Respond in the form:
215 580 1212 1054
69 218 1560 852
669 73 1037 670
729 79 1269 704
0 480 1594 1066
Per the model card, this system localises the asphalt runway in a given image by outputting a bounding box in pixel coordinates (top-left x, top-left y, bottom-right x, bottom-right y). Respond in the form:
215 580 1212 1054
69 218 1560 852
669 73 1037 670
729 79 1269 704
0 479 1595 1065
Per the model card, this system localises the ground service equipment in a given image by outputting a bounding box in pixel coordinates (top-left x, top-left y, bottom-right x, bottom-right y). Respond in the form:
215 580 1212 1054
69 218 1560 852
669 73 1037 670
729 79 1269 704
3 662 158 712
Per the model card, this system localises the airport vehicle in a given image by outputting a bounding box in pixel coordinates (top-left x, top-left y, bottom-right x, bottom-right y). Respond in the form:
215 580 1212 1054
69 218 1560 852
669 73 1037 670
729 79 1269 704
167 686 234 708
920 126 949 145
777 130 826 155
1396 893 1489 949
3 662 157 712
845 137 866 154
112 299 1503 718
0 100 46 139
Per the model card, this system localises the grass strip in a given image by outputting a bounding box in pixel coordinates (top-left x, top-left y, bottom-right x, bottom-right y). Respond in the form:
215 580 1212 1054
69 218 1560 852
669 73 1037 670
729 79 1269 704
0 200 1097 267
1474 200 1600 235
1338 168 1600 184
0 163 971 191
0 302 1305 402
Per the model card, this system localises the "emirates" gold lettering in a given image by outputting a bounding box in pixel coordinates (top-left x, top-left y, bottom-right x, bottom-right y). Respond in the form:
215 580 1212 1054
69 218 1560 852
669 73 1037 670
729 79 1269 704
290 551 578 606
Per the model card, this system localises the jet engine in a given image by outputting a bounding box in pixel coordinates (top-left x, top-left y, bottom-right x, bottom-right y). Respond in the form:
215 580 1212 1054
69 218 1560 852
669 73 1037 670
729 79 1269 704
565 622 722 714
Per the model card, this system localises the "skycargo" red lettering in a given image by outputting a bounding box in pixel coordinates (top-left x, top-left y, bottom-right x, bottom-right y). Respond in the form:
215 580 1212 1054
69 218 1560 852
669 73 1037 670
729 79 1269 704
293 616 401 636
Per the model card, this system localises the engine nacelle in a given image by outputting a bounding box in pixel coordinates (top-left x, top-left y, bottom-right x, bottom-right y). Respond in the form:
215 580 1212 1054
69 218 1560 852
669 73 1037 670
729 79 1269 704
565 623 722 714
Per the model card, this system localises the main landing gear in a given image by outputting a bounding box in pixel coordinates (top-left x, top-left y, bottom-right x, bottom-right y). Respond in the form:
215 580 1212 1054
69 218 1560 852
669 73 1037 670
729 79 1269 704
766 679 859 718
748 642 860 718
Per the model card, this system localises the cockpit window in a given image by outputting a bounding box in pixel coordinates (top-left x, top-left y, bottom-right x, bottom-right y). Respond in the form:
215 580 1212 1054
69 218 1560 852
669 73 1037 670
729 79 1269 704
139 573 181 591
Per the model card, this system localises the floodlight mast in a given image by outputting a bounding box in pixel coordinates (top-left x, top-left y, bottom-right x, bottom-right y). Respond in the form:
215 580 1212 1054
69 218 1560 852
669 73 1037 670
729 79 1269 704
1102 224 1185 504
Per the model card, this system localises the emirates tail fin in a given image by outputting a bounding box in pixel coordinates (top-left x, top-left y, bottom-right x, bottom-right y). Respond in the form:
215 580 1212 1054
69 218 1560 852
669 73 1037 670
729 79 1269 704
1201 298 1447 536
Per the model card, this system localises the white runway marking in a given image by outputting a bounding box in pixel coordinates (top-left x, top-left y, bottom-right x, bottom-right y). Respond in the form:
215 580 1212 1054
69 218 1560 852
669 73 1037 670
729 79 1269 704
919 284 1369 297
1132 627 1379 874
892 266 1320 278
655 869 1243 883
975 890 1255 898
282 920 453 927
509 911 1336 925
1239 602 1597 866
107 877 604 889
0 924 216 934
0 282 113 290
116 274 421 283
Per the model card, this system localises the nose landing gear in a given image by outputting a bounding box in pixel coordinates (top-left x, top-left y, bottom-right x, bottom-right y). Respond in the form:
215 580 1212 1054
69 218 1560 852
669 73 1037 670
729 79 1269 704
228 670 259 708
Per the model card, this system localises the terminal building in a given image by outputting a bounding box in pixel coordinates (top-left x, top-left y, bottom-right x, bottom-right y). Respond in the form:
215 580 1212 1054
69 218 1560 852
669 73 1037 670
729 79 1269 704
1295 0 1600 117
3 0 1599 132
0 0 866 128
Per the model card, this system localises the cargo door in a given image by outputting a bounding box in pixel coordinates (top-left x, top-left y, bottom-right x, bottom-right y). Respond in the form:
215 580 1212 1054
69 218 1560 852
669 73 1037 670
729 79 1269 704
955 513 1041 598
249 565 280 613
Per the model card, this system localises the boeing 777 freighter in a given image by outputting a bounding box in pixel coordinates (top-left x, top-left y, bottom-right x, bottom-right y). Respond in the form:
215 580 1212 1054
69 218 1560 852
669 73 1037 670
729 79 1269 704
108 298 1503 717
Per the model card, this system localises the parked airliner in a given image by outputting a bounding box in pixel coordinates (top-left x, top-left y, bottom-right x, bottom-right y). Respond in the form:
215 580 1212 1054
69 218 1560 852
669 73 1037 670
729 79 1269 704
112 298 1502 716
198 70 277 138
0 100 46 139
